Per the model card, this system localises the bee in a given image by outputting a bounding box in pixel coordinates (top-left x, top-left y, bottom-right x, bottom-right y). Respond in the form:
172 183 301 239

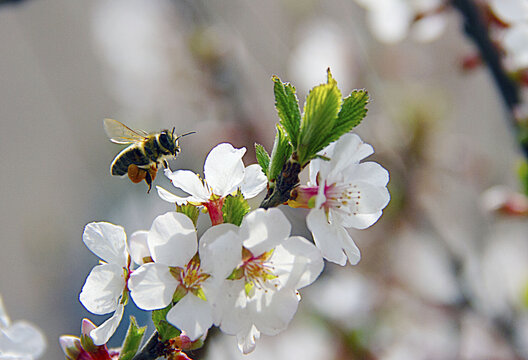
104 118 194 192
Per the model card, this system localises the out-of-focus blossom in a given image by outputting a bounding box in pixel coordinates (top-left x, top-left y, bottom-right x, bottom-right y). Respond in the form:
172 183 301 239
478 220 528 316
288 20 356 95
60 319 118 360
129 212 241 341
391 229 460 305
0 295 46 360
353 0 447 43
481 185 528 216
79 222 135 345
305 268 378 329
213 208 324 354
157 143 266 225
489 0 528 69
290 133 390 265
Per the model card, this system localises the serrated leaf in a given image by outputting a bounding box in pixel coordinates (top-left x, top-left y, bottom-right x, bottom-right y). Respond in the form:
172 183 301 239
223 191 250 226
152 306 181 342
176 204 200 227
319 90 369 152
269 125 293 181
255 143 270 177
298 69 342 165
118 317 146 360
273 76 301 148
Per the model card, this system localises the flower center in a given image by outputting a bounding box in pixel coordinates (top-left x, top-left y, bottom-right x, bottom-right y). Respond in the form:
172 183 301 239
322 182 361 215
170 255 210 300
240 248 278 295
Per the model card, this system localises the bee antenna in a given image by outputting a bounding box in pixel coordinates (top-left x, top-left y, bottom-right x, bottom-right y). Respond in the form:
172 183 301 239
171 127 175 137
176 131 196 140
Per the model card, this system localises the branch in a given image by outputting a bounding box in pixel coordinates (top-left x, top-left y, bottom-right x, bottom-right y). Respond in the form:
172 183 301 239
451 0 528 159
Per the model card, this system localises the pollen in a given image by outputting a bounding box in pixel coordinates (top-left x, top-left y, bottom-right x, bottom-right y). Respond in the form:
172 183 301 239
171 256 210 293
240 248 278 292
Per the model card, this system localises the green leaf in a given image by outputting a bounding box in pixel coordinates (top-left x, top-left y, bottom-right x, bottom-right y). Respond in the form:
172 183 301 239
176 204 200 227
269 125 293 182
324 90 369 147
255 143 271 177
152 305 181 342
298 69 342 165
223 191 251 226
273 76 301 148
118 317 146 360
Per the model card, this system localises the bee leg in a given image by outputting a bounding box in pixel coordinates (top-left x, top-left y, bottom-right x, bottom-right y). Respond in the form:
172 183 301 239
163 160 168 168
145 166 158 193
145 171 153 193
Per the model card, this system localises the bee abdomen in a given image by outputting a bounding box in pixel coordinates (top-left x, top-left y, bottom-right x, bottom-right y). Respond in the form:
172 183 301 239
111 146 150 176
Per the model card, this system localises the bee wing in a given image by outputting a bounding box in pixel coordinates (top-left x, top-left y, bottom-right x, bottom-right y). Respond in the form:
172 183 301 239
103 118 148 144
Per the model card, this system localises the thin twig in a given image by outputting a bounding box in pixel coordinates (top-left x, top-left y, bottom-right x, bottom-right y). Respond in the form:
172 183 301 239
451 0 528 159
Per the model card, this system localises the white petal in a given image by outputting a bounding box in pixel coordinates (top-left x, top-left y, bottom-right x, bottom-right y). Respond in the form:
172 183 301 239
128 263 177 310
83 222 128 267
214 280 247 334
332 134 372 173
251 288 299 336
504 24 528 69
164 169 210 202
166 294 213 341
236 325 260 354
204 143 246 197
156 186 196 205
368 0 412 43
273 236 324 290
0 321 46 358
340 210 384 230
79 264 125 315
240 164 268 199
148 212 197 267
345 161 389 187
306 209 348 265
199 224 242 279
411 13 447 43
490 0 528 23
239 208 291 256
128 230 150 266
346 181 390 214
90 302 125 346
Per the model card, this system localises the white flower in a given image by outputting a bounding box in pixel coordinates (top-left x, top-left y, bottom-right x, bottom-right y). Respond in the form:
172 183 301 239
79 222 138 345
290 133 390 266
128 212 241 341
489 0 528 69
0 295 46 360
212 208 324 354
354 0 447 43
157 143 267 224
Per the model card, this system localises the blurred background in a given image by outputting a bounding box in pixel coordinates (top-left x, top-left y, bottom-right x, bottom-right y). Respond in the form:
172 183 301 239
0 0 527 359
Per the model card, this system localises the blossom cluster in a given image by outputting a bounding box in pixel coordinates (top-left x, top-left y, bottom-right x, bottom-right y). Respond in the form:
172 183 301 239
70 134 389 357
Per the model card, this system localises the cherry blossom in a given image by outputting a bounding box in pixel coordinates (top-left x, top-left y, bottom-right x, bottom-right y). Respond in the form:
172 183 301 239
79 222 134 345
157 143 267 225
0 295 45 360
211 208 324 354
128 212 241 341
290 133 390 265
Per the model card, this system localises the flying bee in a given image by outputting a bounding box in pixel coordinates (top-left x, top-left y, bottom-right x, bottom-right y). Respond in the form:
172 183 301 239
104 118 194 192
